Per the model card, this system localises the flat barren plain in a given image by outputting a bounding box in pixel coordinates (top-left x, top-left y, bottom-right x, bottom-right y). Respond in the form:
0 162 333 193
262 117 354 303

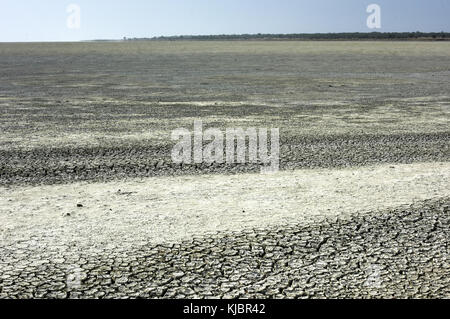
0 41 449 298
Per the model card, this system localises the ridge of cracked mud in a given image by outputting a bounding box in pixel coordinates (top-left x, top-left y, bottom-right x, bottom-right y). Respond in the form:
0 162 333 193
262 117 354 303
1 132 449 186
1 197 448 299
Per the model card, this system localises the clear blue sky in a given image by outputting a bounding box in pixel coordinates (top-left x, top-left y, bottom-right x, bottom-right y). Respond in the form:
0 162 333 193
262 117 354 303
1 0 449 42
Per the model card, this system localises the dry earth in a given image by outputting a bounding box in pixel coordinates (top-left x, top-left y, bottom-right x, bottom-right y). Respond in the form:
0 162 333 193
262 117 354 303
0 41 449 298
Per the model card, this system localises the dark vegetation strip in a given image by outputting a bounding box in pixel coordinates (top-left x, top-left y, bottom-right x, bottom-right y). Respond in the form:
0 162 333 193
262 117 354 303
124 32 450 41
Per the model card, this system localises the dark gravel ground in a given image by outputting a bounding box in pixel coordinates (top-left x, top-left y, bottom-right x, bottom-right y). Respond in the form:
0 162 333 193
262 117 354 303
1 132 449 186
0 197 448 299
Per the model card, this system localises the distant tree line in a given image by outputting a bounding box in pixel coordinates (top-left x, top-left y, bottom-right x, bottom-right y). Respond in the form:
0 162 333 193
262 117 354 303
123 32 450 41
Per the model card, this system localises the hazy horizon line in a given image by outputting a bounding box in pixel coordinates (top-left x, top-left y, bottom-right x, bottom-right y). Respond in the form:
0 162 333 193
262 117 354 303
1 31 449 44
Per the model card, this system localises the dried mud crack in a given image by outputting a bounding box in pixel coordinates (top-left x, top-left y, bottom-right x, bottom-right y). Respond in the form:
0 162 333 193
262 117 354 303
1 41 449 300
0 198 448 299
1 132 449 186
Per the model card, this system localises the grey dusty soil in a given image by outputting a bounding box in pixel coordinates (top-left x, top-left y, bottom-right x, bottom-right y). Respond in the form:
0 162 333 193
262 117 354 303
0 41 449 298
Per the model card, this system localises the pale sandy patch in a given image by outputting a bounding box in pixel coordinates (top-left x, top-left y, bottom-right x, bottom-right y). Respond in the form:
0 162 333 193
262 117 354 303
1 162 449 249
